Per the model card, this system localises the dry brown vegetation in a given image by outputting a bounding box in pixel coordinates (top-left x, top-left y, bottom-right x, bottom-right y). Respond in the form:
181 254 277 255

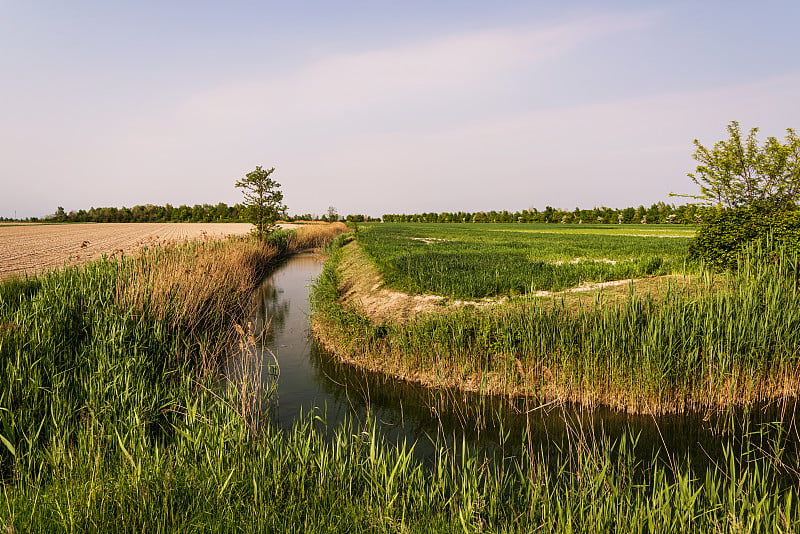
117 223 347 341
0 222 257 279
0 221 347 366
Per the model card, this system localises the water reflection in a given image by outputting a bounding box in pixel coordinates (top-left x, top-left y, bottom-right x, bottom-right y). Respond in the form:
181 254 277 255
234 252 799 472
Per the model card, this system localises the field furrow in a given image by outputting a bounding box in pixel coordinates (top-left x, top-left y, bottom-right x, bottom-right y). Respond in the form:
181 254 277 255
0 223 255 278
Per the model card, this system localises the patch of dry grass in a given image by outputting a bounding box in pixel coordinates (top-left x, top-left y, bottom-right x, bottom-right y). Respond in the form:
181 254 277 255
117 224 347 353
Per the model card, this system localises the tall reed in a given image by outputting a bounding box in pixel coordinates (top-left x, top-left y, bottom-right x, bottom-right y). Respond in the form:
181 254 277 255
118 223 348 360
313 236 800 413
1 227 799 531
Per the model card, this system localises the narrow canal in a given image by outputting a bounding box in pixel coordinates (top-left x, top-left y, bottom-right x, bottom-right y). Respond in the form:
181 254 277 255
230 252 798 470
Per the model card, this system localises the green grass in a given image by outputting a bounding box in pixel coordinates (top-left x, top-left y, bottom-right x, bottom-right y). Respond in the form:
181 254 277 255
3 233 800 531
0 275 41 308
356 223 694 298
315 233 800 412
483 223 696 237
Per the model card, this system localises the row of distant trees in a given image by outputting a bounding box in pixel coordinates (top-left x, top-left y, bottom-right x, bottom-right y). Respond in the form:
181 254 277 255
14 203 347 224
39 203 251 223
382 203 702 225
6 202 702 225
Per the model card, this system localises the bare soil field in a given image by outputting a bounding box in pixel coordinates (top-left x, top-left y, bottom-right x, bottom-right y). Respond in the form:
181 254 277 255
0 223 254 279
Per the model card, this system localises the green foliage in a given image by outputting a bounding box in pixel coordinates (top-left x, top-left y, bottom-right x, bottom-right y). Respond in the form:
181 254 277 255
41 202 251 223
689 206 800 270
2 243 800 530
316 236 800 412
236 166 286 239
679 121 800 209
381 203 700 225
53 206 67 222
0 276 41 310
33 204 330 224
356 223 693 298
326 205 338 222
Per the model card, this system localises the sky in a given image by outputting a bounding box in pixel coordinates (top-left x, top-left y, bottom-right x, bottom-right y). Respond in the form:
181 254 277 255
2 1 799 219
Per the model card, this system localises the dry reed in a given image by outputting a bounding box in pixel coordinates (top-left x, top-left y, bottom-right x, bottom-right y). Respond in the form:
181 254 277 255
116 223 347 358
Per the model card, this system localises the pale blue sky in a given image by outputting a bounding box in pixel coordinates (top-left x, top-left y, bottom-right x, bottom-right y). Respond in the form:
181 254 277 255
2 1 799 218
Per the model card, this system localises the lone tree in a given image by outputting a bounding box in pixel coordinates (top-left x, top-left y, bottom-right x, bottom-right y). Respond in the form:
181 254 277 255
675 121 800 210
235 166 286 239
680 123 800 269
326 205 338 222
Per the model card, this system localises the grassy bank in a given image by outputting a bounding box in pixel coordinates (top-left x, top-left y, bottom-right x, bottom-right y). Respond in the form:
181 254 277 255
313 233 800 413
0 225 346 529
3 223 800 531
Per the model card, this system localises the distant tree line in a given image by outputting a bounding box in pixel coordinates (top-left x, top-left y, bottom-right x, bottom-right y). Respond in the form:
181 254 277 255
343 214 382 223
25 204 345 224
12 202 701 225
381 203 702 224
37 203 250 223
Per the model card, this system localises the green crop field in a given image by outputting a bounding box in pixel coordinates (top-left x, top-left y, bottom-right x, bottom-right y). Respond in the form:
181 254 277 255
316 226 800 413
356 223 695 298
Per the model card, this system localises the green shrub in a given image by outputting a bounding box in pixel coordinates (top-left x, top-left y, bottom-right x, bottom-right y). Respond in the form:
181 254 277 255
689 206 800 269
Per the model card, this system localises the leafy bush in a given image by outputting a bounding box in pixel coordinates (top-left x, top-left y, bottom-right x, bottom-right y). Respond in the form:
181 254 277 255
689 205 800 269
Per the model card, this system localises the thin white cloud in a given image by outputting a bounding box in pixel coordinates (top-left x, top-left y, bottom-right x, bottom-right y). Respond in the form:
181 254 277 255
84 11 661 212
170 11 659 126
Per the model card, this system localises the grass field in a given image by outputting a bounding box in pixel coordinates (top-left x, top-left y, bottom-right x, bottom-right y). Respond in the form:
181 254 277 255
356 223 695 298
314 226 800 413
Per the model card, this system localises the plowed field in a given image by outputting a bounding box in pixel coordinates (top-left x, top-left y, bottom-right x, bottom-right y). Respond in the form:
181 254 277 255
0 223 254 278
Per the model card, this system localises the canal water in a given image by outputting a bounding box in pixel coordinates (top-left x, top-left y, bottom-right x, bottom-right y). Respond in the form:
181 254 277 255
231 252 799 469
